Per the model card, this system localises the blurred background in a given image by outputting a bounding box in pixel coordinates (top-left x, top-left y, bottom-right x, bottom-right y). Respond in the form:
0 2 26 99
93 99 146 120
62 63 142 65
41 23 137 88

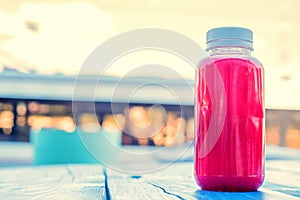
0 0 300 150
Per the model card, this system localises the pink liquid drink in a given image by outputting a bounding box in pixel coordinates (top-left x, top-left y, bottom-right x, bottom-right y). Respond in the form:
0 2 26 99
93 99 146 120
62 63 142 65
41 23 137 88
194 27 265 191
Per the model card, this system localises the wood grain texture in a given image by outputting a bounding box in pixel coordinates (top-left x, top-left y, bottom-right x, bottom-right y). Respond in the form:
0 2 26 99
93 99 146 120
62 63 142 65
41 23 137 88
264 160 300 198
1 145 300 199
107 161 300 200
106 169 179 200
0 164 106 200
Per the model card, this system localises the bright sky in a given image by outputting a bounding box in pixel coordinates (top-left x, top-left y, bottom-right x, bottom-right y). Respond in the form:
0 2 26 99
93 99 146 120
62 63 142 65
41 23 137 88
0 0 300 108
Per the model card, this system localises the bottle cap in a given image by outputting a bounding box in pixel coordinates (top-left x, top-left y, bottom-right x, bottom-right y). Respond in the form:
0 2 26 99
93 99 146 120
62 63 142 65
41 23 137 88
206 27 253 50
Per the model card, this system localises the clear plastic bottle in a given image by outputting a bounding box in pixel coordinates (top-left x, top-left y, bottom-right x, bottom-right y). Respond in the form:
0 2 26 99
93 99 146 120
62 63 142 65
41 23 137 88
194 27 265 191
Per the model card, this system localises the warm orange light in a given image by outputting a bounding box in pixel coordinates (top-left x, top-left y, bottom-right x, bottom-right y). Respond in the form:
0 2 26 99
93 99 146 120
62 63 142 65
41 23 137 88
31 116 52 130
56 116 76 132
0 111 14 128
129 106 151 128
17 116 26 126
152 131 164 146
28 102 39 113
17 102 27 116
114 114 126 130
102 114 125 133
39 104 49 114
186 118 194 141
3 128 12 135
79 113 100 132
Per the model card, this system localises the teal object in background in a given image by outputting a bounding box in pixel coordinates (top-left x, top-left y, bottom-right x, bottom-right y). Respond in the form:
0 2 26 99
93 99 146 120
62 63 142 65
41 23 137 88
30 128 122 165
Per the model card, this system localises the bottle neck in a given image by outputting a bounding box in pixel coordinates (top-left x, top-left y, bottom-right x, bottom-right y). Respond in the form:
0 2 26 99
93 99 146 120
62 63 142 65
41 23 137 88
207 47 252 57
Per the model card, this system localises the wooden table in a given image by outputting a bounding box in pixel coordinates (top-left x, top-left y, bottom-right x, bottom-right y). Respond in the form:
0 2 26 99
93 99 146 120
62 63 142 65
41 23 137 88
0 144 300 200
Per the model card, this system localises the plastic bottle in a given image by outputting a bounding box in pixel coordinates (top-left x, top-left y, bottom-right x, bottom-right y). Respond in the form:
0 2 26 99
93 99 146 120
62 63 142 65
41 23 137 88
194 27 265 191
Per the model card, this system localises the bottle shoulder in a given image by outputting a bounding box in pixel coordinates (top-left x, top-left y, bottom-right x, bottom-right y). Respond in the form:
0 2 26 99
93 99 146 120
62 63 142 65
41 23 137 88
198 55 263 69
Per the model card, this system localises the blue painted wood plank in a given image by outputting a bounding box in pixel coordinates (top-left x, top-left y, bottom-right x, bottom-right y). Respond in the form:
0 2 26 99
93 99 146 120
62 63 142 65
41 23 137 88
0 165 106 200
266 145 300 160
105 169 179 200
264 160 300 197
0 144 300 199
127 162 300 199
